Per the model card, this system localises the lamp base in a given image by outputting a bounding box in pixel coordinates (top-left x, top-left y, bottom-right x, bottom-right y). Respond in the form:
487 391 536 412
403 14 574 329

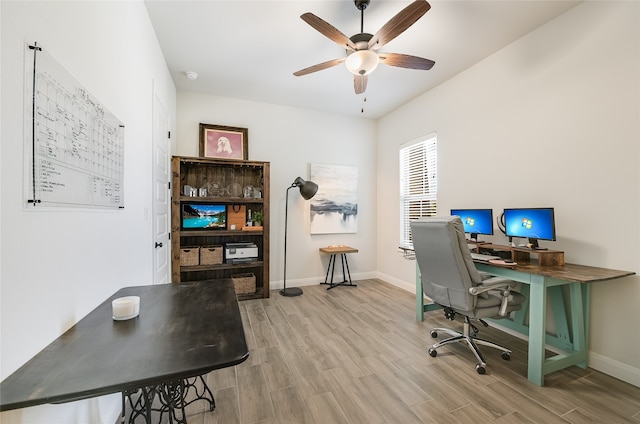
279 287 303 297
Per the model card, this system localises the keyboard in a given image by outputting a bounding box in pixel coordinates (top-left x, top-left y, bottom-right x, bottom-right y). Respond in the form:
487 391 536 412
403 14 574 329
470 252 501 261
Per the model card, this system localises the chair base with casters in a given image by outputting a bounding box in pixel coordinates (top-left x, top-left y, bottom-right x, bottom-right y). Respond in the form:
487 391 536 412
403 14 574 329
428 312 511 374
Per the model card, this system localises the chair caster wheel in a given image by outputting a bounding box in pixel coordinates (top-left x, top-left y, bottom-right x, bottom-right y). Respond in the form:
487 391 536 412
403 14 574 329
430 330 438 338
501 352 511 360
476 364 486 374
428 348 438 357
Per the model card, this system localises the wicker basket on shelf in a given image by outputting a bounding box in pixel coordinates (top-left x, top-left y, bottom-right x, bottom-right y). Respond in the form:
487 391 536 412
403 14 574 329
180 247 200 266
231 273 256 295
200 245 223 265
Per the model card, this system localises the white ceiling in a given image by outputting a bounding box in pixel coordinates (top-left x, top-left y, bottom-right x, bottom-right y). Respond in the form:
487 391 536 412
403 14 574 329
144 0 581 120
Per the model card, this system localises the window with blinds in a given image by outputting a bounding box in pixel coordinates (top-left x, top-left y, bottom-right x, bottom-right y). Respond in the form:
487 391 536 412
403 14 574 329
399 135 437 249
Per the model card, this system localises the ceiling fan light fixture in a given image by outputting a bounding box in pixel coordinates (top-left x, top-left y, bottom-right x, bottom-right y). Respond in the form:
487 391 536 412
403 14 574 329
345 50 379 76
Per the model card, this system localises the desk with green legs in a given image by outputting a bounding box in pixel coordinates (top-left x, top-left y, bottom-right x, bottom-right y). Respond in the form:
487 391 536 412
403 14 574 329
415 260 634 386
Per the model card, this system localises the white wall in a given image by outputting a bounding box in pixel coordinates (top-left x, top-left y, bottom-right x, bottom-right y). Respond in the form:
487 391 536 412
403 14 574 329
176 92 378 288
377 1 640 386
0 1 176 422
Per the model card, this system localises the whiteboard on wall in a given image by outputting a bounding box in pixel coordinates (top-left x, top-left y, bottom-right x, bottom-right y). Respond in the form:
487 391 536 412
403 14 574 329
24 42 125 209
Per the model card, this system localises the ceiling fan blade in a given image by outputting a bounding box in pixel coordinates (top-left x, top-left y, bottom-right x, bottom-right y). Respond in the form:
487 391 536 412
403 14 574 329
354 74 368 95
301 13 357 50
293 58 345 77
368 0 431 50
379 52 435 70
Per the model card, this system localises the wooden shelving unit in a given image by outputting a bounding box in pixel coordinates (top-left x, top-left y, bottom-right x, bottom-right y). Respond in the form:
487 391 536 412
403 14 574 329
171 156 270 300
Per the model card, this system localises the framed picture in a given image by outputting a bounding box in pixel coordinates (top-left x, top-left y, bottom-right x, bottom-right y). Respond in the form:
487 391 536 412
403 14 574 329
199 123 248 160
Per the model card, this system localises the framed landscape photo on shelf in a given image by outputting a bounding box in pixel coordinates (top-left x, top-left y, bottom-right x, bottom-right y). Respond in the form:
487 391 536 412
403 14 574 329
199 123 248 160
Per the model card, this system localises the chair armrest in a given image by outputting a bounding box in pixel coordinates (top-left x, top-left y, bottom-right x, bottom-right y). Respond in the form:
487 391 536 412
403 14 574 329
469 277 518 316
468 277 515 295
478 271 492 280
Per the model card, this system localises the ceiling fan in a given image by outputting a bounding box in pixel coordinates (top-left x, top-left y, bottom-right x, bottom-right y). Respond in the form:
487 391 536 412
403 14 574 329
293 0 435 95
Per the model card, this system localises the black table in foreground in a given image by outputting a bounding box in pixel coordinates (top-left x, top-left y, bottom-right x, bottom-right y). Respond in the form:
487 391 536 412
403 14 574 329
0 280 249 422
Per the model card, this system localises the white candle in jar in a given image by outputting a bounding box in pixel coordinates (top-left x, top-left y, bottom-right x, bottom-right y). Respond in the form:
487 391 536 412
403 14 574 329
112 296 140 320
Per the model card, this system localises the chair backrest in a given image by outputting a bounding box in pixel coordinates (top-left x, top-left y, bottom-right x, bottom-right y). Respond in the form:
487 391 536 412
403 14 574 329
410 216 485 312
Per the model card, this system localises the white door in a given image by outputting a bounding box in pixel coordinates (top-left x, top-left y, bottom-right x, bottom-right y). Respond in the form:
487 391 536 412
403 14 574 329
152 91 170 285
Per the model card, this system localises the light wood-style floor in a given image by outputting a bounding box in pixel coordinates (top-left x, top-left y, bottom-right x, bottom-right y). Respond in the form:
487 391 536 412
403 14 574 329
141 278 640 424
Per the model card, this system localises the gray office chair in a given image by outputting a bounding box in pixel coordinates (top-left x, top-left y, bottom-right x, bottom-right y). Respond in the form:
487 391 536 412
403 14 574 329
410 216 526 374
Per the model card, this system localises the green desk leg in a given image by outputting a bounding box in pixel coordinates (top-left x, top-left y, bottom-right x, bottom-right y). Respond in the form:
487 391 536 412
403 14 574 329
528 274 547 386
416 264 442 322
549 285 573 351
570 282 589 369
416 264 424 321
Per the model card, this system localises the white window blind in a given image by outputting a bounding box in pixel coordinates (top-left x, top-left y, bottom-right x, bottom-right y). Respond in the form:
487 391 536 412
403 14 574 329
399 135 437 249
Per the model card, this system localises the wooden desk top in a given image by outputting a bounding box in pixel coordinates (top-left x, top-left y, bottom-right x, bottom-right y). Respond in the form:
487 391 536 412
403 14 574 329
320 245 358 254
0 280 249 412
478 260 634 284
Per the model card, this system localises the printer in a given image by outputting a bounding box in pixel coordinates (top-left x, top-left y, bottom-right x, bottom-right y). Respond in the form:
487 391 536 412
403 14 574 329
224 242 258 264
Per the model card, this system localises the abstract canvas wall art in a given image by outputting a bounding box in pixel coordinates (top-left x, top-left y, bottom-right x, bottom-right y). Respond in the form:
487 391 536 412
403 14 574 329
310 164 358 234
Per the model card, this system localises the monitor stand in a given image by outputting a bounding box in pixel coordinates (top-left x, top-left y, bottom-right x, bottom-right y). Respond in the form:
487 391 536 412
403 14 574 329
528 238 547 250
469 233 485 243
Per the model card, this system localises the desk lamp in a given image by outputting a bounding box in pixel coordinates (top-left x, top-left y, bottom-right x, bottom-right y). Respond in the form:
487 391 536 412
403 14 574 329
281 177 318 297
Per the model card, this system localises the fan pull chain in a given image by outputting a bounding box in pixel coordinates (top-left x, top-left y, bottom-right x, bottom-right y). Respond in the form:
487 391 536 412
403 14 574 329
361 96 367 114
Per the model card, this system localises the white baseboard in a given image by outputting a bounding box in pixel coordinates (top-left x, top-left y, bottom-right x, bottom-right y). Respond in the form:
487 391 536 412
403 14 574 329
588 351 640 387
109 400 121 424
270 271 377 292
375 271 416 294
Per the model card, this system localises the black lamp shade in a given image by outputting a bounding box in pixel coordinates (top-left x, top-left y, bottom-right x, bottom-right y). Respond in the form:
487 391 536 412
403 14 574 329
293 177 318 200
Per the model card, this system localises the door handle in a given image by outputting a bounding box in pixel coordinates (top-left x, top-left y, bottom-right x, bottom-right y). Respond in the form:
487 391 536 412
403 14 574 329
155 242 163 248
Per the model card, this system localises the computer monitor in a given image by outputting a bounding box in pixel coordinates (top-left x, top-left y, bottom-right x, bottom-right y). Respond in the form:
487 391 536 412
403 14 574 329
450 208 493 242
503 207 556 249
